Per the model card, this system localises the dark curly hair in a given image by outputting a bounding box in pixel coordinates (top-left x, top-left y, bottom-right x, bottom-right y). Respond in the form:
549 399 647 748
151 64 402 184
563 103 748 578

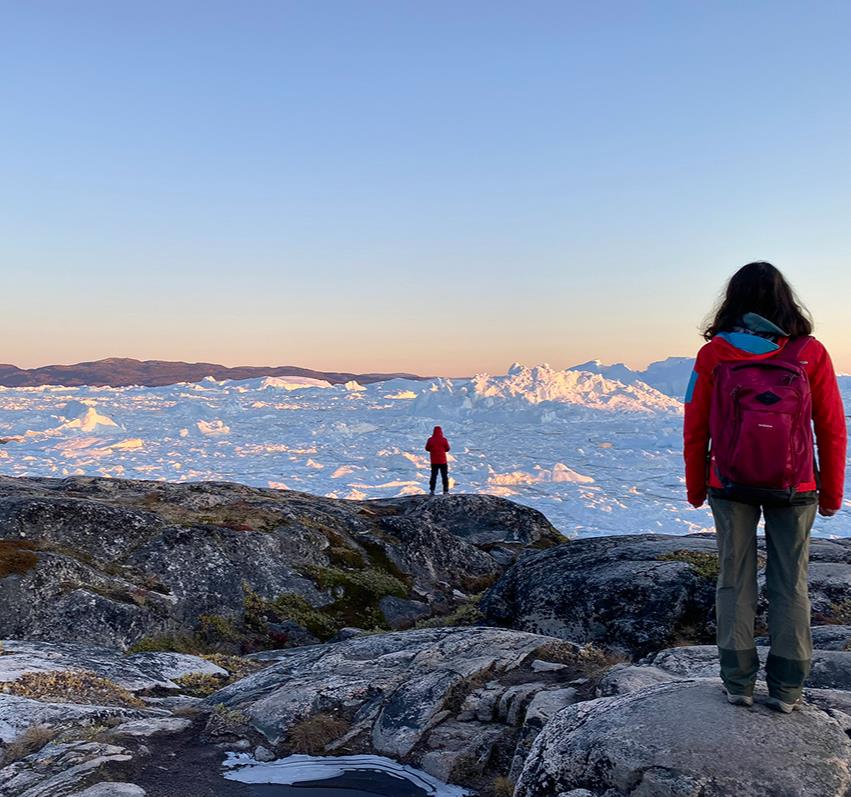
703 261 813 341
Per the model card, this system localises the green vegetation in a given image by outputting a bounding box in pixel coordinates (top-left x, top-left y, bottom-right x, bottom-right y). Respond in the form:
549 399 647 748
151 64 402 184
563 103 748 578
328 546 365 568
288 712 350 754
488 777 516 797
534 641 629 681
206 704 251 737
196 613 244 646
359 538 411 584
0 540 39 578
128 626 265 685
131 492 286 532
174 672 226 697
459 572 500 594
129 571 397 654
3 725 57 763
168 651 264 697
306 565 407 602
59 581 150 608
658 550 720 581
441 670 494 714
416 597 484 629
825 600 851 625
300 565 408 630
125 498 496 650
530 535 564 549
8 670 144 708
244 589 338 641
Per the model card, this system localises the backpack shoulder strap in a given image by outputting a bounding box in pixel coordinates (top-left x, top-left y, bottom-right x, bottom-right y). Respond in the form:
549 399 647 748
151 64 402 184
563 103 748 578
774 335 814 365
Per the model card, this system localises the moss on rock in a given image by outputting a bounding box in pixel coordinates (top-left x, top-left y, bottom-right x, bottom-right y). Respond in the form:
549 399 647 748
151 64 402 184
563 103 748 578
0 540 39 578
244 589 339 641
659 550 720 581
6 670 144 708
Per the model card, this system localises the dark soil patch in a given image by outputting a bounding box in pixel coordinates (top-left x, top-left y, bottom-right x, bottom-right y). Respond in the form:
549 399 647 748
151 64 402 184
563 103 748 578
103 718 253 797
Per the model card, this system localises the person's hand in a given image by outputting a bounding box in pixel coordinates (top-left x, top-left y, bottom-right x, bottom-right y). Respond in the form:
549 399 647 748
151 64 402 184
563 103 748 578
819 506 839 517
689 498 705 509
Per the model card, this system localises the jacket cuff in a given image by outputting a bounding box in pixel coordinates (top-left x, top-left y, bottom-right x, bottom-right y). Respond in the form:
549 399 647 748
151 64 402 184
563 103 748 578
688 490 707 507
819 493 843 512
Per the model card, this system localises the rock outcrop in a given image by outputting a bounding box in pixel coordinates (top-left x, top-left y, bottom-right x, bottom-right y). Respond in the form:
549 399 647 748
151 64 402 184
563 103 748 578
0 640 227 695
206 626 584 786
599 640 851 716
0 741 137 797
5 478 851 797
0 640 226 749
0 476 561 650
482 533 851 656
514 680 851 797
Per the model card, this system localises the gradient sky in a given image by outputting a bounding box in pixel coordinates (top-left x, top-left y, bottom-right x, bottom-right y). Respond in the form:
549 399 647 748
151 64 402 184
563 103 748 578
2 2 850 376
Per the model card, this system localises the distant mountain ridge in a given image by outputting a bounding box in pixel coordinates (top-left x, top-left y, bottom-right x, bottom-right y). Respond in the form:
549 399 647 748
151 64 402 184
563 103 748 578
0 357 431 388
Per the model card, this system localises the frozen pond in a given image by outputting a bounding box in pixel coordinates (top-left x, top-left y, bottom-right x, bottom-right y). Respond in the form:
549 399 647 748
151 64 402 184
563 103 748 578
223 753 467 797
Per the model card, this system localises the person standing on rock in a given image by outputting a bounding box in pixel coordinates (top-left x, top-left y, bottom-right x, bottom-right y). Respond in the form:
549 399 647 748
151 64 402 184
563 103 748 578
425 425 451 495
684 261 846 713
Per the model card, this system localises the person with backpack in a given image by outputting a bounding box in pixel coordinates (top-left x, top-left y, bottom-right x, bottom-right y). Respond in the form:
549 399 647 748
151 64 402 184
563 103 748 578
684 261 846 713
425 426 451 495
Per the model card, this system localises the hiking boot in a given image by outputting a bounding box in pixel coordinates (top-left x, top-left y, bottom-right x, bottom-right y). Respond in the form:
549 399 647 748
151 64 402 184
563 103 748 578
726 693 753 707
429 491 435 496
766 696 799 714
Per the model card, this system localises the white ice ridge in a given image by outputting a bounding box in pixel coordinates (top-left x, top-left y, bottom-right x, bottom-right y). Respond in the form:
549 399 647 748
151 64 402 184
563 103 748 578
222 752 469 796
412 363 683 417
255 376 333 390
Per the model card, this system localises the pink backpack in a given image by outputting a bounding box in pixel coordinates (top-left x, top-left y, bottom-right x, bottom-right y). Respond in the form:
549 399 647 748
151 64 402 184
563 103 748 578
709 336 815 503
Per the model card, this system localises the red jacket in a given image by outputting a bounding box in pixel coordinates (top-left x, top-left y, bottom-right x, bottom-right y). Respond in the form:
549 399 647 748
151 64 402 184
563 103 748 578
425 426 450 465
684 335 846 511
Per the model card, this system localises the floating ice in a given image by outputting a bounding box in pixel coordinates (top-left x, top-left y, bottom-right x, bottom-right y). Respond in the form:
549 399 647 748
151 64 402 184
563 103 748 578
58 406 119 432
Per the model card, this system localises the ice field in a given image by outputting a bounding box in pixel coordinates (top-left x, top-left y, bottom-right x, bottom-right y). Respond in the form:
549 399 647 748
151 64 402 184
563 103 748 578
1 362 849 538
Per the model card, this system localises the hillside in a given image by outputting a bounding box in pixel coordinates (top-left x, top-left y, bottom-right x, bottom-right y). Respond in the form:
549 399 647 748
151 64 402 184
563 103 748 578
0 358 431 388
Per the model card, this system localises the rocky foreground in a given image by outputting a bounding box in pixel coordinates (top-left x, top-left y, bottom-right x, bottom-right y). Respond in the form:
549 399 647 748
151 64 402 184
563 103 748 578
0 475 560 650
2 477 851 796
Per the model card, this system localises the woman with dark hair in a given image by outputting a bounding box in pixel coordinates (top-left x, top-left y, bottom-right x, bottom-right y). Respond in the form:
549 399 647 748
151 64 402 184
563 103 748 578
684 261 846 713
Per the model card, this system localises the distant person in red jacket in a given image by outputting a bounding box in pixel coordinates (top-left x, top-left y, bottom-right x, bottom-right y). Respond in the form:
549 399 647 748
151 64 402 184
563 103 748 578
684 261 846 714
425 426 451 495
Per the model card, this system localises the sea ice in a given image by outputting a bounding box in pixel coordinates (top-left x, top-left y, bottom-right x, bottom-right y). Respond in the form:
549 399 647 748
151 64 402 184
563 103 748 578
0 361 848 539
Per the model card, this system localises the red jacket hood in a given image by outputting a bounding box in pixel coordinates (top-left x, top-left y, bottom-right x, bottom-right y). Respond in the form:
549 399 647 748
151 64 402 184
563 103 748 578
432 426 444 437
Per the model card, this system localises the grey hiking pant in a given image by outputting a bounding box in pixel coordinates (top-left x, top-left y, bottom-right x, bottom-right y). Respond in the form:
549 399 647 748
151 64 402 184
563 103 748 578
709 495 816 703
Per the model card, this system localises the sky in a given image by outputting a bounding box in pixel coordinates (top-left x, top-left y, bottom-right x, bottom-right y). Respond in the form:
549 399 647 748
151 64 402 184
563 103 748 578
2 1 850 377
